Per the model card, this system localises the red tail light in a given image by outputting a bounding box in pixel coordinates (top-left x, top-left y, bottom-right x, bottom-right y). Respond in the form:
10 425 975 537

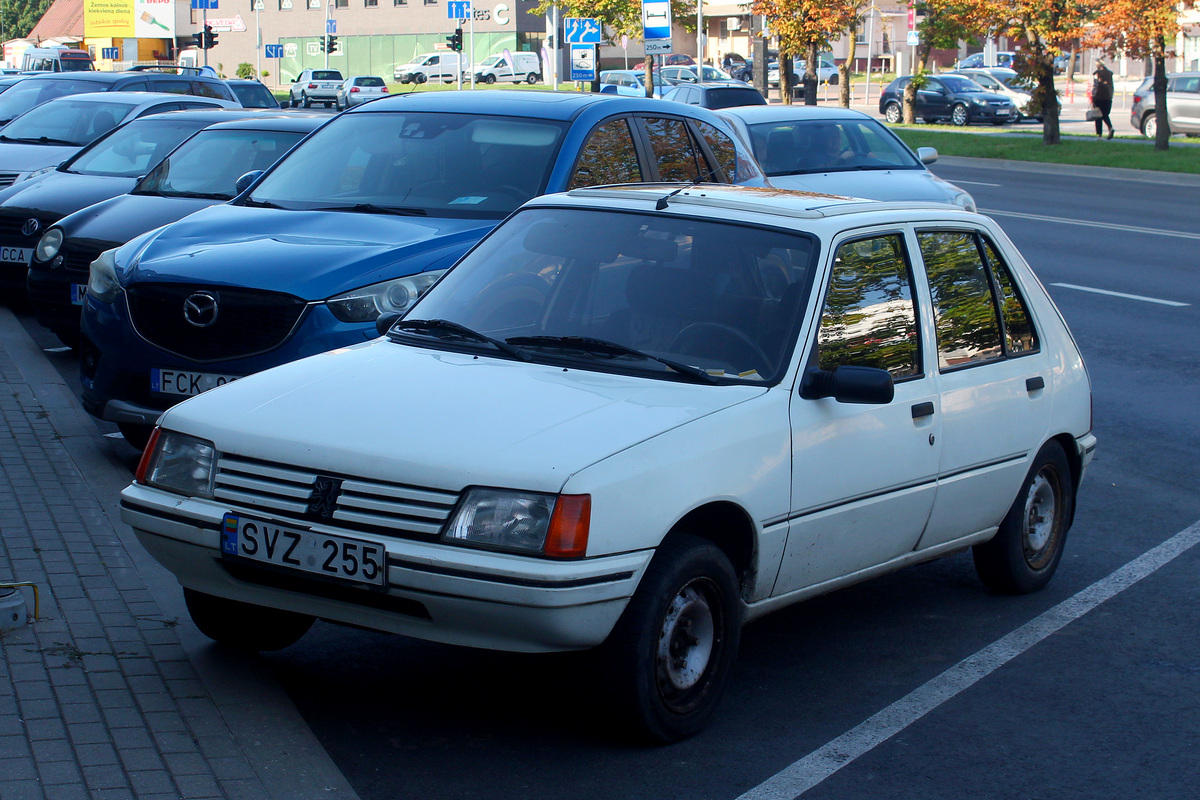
308 83 317 89
381 86 389 93
350 86 360 92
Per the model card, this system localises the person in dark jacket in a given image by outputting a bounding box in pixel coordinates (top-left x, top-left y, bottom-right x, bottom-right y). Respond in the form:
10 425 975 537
1091 61 1115 139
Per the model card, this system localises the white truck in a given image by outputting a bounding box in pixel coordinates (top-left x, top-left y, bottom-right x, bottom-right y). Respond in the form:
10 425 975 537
393 52 465 84
472 52 542 84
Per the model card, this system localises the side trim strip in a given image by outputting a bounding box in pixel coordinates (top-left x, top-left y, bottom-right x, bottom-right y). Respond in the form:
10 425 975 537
390 558 636 590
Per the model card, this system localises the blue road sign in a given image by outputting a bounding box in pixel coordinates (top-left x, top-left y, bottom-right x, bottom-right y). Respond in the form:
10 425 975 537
564 17 601 44
570 44 596 81
101 47 119 59
447 0 470 19
326 18 336 33
642 0 671 40
265 44 283 58
190 0 217 8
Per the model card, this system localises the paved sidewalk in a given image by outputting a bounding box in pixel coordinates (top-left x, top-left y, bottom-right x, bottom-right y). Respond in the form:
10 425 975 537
0 307 358 800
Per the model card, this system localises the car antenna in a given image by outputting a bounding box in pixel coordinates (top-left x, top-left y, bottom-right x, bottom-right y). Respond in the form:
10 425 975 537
655 165 719 210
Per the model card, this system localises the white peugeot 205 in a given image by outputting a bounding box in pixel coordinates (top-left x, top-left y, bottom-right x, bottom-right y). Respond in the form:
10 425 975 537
121 184 1095 743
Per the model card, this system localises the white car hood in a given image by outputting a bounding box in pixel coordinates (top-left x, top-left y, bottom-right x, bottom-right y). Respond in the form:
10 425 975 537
767 169 962 205
163 340 767 493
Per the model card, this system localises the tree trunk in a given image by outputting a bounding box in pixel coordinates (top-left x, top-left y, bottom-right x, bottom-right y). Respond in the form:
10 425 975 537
1065 46 1077 82
644 56 655 98
1038 54 1059 145
781 53 794 106
1153 42 1169 151
902 45 931 125
839 19 858 108
804 41 818 105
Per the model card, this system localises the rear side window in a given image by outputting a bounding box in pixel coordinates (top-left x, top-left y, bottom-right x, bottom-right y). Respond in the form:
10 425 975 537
154 79 192 95
694 120 739 181
570 118 642 187
981 239 1038 354
192 81 228 100
641 117 704 182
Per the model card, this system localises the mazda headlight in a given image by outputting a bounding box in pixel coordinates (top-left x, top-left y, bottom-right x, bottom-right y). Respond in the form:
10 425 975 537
325 270 446 323
35 228 63 262
87 248 121 303
444 489 591 557
135 429 217 498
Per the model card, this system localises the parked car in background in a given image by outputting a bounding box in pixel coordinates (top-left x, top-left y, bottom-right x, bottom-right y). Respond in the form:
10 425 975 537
662 81 766 109
767 57 838 87
599 69 671 97
880 74 1018 126
722 53 752 82
20 46 94 72
288 69 344 108
393 52 465 84
0 69 240 127
1053 52 1082 74
950 68 1038 121
955 51 1016 70
28 114 323 346
1130 72 1200 138
335 76 388 110
719 105 975 210
227 79 281 109
120 183 1094 743
79 91 764 448
660 65 738 84
631 53 695 71
472 52 542 84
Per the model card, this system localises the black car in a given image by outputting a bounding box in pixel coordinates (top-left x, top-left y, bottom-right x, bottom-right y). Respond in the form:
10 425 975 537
27 114 323 346
227 79 281 109
661 81 766 110
879 74 1018 126
0 68 240 128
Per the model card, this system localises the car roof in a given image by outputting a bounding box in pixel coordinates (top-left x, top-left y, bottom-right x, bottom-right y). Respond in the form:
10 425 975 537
16 71 217 84
201 113 326 133
346 89 685 122
719 105 871 123
130 107 271 123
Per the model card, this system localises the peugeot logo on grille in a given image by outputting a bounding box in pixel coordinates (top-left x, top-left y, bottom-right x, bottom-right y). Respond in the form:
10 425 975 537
308 476 344 520
183 292 219 328
21 218 40 237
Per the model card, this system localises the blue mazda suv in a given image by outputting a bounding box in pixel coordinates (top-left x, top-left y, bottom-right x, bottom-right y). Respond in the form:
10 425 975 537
79 90 764 447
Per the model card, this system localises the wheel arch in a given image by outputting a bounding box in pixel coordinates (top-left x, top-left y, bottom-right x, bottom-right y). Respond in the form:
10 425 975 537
1047 432 1083 525
670 501 758 600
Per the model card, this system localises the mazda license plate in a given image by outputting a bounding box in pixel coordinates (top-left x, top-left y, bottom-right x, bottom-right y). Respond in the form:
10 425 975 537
150 368 240 397
221 513 387 586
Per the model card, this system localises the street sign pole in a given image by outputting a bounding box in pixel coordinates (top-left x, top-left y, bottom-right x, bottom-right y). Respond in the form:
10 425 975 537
203 8 208 67
469 11 475 90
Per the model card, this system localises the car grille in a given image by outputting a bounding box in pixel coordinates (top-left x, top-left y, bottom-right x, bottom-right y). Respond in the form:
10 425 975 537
0 173 18 189
215 454 461 540
61 242 107 275
0 212 57 241
126 283 308 363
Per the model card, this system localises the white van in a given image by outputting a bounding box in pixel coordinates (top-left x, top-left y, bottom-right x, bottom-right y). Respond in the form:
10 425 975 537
393 52 465 84
21 46 94 72
472 52 542 84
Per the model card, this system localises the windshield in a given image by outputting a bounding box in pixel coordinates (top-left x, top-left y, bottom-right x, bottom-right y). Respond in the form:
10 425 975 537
0 78 98 124
0 97 134 146
748 118 923 175
400 207 817 384
940 76 986 93
231 82 278 108
482 56 502 67
65 117 211 177
246 111 566 218
60 56 94 71
137 127 308 199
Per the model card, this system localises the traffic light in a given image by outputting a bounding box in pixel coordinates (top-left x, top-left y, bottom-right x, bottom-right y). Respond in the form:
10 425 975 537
327 35 338 53
446 28 463 52
319 36 327 53
191 31 204 48
202 25 217 49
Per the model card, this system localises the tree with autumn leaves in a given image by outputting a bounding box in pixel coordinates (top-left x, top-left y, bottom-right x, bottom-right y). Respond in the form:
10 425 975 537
749 0 855 105
1087 0 1196 150
902 0 999 123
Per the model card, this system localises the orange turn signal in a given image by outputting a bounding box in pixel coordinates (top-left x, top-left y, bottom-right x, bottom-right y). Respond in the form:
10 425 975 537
134 427 162 484
545 494 590 558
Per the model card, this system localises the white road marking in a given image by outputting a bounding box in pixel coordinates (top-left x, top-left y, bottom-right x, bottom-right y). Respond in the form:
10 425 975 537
737 519 1200 800
981 208 1200 241
946 179 1001 187
1050 283 1190 307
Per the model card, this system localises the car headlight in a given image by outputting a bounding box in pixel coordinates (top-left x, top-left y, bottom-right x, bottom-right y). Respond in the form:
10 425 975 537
21 165 57 182
135 429 217 499
952 191 977 212
35 228 63 262
971 97 989 106
443 488 590 557
87 248 122 303
325 270 445 323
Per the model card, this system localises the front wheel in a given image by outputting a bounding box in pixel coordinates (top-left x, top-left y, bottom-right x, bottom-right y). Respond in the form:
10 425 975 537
951 103 969 126
1142 113 1157 139
884 102 902 124
184 589 315 651
973 440 1074 594
526 72 539 84
415 73 428 84
600 533 741 743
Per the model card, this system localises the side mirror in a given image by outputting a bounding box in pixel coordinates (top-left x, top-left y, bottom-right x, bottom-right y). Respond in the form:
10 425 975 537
375 312 401 337
916 146 938 164
800 365 894 404
234 170 264 196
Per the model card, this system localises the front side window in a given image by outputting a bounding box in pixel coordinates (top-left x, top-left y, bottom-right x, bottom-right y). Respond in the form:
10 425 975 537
918 231 1003 369
65 117 207 177
570 118 641 187
817 234 920 379
247 112 565 218
136 127 308 199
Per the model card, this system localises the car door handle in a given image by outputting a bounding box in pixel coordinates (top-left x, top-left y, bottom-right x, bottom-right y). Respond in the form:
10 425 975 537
1026 376 1045 392
911 401 935 419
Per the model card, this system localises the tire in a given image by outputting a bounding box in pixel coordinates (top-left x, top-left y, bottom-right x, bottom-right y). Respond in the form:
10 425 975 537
184 589 315 651
973 441 1074 595
301 92 311 109
600 532 741 743
415 73 428 85
118 422 153 452
1142 113 1157 139
884 102 902 124
828 73 839 86
951 103 969 126
526 72 539 84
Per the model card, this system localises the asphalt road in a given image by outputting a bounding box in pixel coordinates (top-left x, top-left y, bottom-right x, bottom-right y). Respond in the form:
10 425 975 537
11 159 1200 800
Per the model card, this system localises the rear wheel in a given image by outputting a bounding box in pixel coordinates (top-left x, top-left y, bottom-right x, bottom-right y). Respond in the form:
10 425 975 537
1142 113 1157 139
526 72 539 84
884 102 902 124
184 589 314 651
301 92 311 108
951 103 969 126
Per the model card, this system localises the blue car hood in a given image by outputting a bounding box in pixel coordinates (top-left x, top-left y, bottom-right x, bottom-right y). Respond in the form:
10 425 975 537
124 204 499 298
0 171 135 218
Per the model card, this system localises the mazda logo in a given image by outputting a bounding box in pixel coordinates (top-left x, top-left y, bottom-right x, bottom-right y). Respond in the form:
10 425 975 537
21 218 40 237
183 292 220 328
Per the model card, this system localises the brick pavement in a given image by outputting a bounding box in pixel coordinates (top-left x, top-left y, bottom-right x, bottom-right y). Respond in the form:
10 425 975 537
0 307 358 800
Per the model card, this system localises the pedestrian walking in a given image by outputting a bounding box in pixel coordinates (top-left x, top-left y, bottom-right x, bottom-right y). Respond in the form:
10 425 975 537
1090 61 1115 139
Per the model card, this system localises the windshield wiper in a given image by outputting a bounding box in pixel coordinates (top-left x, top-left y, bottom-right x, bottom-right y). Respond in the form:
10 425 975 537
240 197 285 209
0 135 78 145
158 190 232 200
310 203 427 217
505 335 718 383
391 318 531 361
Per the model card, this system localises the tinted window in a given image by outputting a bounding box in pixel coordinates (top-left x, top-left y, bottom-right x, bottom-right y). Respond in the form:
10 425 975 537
313 70 343 80
139 128 308 199
154 79 192 95
918 231 1003 370
981 239 1038 354
705 87 765 109
118 80 150 92
817 234 920 379
231 82 279 108
66 117 208 177
750 119 921 175
357 77 386 87
192 82 227 99
642 117 703 181
694 120 738 181
570 117 641 187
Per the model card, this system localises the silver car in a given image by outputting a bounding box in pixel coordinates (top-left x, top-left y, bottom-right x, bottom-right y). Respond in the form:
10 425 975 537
288 68 344 109
335 76 388 110
718 105 976 211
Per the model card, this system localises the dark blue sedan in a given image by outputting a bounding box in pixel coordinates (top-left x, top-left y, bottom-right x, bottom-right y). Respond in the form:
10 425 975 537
79 90 765 448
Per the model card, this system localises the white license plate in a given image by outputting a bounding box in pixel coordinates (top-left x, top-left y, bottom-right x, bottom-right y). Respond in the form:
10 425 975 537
71 284 87 305
150 368 240 397
1 246 28 265
221 513 387 586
